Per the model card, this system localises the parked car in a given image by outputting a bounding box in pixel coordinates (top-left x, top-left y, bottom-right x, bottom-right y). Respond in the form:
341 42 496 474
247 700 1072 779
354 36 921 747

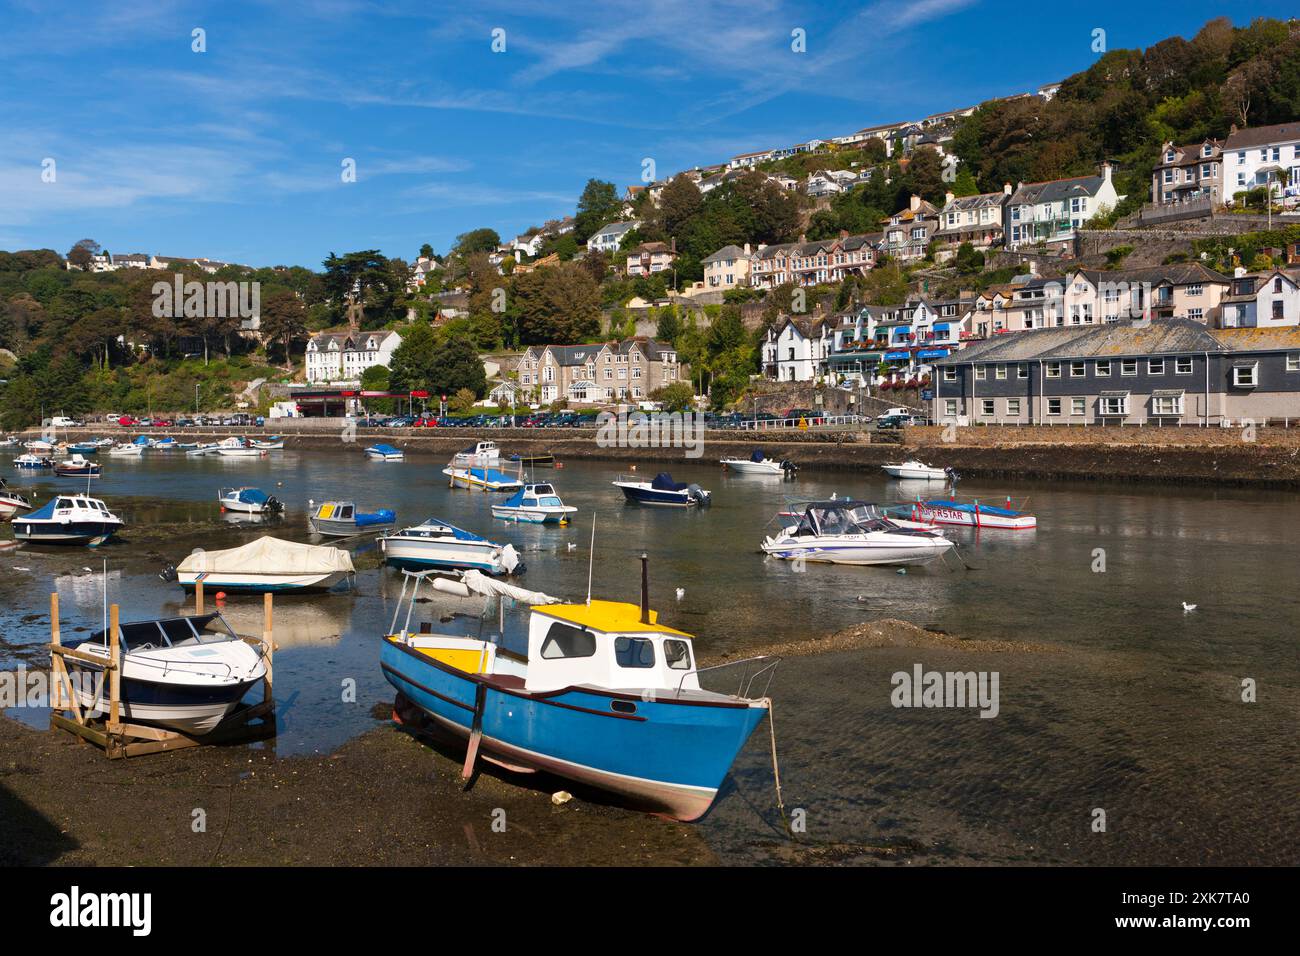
49 416 82 428
386 416 415 428
875 414 921 430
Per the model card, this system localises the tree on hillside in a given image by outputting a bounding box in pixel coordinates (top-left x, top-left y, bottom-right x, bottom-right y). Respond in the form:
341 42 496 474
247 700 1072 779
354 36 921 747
511 263 601 344
573 179 623 242
260 289 308 366
388 322 437 393
431 332 488 397
66 239 100 271
454 228 501 256
899 147 947 205
657 175 704 238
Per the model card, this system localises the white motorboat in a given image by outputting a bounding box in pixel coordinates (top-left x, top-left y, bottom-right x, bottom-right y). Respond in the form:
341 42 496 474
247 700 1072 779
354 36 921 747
775 500 940 533
720 448 797 476
452 440 501 465
12 493 124 546
219 487 284 515
0 437 19 448
215 437 265 458
23 439 55 453
57 612 267 736
490 483 577 524
761 499 954 567
613 472 711 507
172 536 355 593
364 443 405 461
108 443 144 458
881 460 952 481
0 478 32 520
379 519 521 575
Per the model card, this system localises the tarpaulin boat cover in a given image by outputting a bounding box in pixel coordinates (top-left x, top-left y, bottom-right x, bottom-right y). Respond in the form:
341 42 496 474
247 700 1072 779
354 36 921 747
651 472 686 491
460 569 556 604
356 509 396 527
235 488 271 505
750 449 765 462
177 536 354 575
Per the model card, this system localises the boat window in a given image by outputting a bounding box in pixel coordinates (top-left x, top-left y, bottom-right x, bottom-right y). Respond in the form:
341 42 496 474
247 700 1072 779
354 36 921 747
540 622 597 659
537 496 563 507
663 639 692 670
56 498 73 509
615 636 655 668
158 618 198 646
339 505 353 519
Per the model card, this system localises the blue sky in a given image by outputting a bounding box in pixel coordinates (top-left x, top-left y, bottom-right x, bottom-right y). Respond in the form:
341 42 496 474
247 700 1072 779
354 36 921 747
0 1 1292 269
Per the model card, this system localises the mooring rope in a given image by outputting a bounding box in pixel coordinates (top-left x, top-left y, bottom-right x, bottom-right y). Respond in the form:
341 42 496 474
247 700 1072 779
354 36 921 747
764 697 789 833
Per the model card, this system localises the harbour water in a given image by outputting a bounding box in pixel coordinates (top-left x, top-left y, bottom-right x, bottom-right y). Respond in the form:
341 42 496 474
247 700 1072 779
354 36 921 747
1 445 1297 864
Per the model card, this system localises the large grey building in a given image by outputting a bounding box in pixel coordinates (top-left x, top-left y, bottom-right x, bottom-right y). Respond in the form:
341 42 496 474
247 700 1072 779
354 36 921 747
931 320 1300 426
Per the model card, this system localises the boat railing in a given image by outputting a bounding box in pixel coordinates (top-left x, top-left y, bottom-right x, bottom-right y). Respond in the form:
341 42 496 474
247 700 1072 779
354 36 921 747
120 653 235 681
675 654 781 701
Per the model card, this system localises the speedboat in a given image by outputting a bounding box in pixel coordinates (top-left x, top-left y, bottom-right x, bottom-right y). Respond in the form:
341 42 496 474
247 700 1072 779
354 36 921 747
442 463 524 492
53 454 101 477
13 453 52 469
379 519 521 575
761 499 954 566
172 536 355 593
218 487 284 515
775 500 940 533
215 437 265 458
108 442 144 458
0 478 31 520
309 500 396 537
613 472 711 507
56 612 267 736
453 440 501 465
250 437 284 450
720 448 797 476
491 483 577 524
911 498 1037 530
12 494 124 546
364 443 405 461
380 559 776 821
881 460 952 481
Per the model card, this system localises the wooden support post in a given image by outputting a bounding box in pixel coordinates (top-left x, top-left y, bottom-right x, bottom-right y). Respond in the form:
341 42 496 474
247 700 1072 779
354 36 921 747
195 579 204 615
262 592 274 705
49 593 61 710
107 603 121 733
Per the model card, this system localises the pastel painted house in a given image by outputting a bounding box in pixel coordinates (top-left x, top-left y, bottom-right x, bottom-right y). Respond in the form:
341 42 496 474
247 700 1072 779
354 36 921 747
1004 164 1121 251
1223 122 1300 204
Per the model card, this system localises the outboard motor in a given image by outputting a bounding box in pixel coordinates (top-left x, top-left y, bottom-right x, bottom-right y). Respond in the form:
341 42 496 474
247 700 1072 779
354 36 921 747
944 467 959 486
686 484 711 506
158 564 178 583
266 495 285 514
780 459 799 477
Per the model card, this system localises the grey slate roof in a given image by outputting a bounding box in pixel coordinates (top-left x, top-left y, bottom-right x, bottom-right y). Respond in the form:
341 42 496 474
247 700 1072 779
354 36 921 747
1008 174 1104 206
702 245 748 264
935 319 1226 365
1225 123 1300 151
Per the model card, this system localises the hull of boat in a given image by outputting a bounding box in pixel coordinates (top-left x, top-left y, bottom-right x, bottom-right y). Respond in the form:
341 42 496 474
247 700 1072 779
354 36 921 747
0 498 30 521
381 638 767 821
508 455 553 467
882 465 947 480
762 534 953 566
309 516 394 537
720 459 784 475
443 466 523 491
177 570 350 593
216 448 265 458
69 672 259 735
380 537 505 574
13 521 120 546
220 499 273 514
54 466 100 477
365 452 404 461
614 483 700 507
914 502 1037 530
490 505 574 524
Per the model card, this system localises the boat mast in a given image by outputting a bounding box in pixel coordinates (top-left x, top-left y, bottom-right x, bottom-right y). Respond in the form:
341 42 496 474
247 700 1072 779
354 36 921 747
639 552 650 624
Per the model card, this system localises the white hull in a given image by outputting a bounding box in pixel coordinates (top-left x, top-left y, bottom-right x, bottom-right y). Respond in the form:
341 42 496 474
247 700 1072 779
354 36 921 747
380 536 510 574
221 499 272 514
882 462 948 480
108 446 144 458
70 689 241 736
216 448 265 458
910 504 1037 530
490 505 576 523
0 499 28 520
178 570 351 591
720 458 785 475
762 532 954 566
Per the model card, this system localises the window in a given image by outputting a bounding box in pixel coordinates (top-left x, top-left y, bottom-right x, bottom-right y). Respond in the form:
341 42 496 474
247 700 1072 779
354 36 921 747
944 399 959 417
1175 357 1193 374
1100 395 1128 416
975 366 987 381
614 636 655 668
663 639 692 671
1232 364 1258 388
995 365 1008 380
1287 353 1300 372
1047 398 1062 416
1152 394 1183 416
1187 284 1203 296
1006 399 1021 416
1016 364 1029 379
540 623 596 659
980 399 995 416
1046 362 1061 379
1070 361 1086 377
1071 398 1086 416
1095 360 1111 376
1149 359 1165 374
1121 359 1138 376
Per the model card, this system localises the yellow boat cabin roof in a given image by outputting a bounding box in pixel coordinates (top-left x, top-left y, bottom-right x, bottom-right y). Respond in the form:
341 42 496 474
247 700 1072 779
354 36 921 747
531 600 694 638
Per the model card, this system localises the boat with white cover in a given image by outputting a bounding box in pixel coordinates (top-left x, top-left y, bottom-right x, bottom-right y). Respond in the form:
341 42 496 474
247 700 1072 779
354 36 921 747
490 483 577 524
173 536 355 593
57 612 267 736
380 519 521 575
12 493 124 546
720 448 797 476
881 460 952 481
108 442 144 458
761 499 954 566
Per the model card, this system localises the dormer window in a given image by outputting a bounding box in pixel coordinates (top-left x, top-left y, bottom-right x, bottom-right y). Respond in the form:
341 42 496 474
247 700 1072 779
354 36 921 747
1166 151 1175 163
1202 144 1212 157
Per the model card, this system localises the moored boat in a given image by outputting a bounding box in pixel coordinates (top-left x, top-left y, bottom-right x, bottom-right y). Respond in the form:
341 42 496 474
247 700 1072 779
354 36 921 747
364 443 405 461
761 499 954 566
613 472 711 507
881 460 952 481
720 448 797 476
53 454 102 477
185 442 220 457
218 486 284 515
108 442 144 458
442 463 525 492
215 437 265 458
250 436 284 450
172 536 355 593
13 453 52 469
507 452 554 467
453 440 501 465
912 497 1037 530
0 478 32 520
490 483 576 524
308 500 396 537
379 519 521 575
12 493 124 546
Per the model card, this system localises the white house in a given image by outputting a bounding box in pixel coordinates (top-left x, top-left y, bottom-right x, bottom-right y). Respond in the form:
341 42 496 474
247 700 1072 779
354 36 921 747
586 220 640 254
1223 122 1300 204
1004 163 1122 251
305 329 402 384
1219 269 1300 328
762 316 833 382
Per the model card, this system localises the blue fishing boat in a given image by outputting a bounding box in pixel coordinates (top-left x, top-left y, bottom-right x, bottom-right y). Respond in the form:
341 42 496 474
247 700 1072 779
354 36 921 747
380 560 777 821
67 442 99 455
612 472 711 507
12 494 123 546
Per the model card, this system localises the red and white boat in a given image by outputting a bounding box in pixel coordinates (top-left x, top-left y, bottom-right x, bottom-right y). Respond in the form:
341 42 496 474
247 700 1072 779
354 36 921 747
908 497 1037 530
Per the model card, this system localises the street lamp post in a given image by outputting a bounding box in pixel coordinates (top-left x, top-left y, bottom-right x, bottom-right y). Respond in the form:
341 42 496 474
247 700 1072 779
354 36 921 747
195 383 200 414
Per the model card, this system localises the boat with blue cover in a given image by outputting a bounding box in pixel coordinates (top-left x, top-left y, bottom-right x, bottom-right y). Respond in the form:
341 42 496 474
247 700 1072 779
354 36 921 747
12 493 124 546
364 443 405 461
67 442 99 455
219 487 284 515
309 500 397 537
912 497 1037 530
612 472 711 507
442 463 525 492
719 448 797 476
379 519 521 575
490 483 576 524
380 558 778 821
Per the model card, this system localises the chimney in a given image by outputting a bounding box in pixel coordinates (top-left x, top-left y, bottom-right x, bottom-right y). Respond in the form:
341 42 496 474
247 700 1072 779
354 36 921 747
909 194 921 212
1003 182 1012 196
1101 161 1113 184
840 229 850 239
743 242 751 255
944 191 954 206
799 233 807 243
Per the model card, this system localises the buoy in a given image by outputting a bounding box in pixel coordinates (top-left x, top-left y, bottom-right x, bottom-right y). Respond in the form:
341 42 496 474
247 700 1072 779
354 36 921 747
215 591 227 601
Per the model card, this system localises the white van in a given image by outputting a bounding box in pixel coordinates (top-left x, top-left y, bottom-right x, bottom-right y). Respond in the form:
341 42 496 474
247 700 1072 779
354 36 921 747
49 416 82 428
881 407 914 419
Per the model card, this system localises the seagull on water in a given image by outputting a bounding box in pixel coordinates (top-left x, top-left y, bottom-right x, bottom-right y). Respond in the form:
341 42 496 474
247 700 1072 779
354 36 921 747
675 587 685 601
1182 602 1197 613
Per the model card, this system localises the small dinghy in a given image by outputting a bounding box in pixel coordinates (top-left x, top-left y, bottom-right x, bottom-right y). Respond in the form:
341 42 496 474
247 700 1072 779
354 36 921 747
364 443 405 461
185 442 220 457
250 436 284 450
881 460 952 481
491 483 576 524
53 454 101 477
219 487 284 515
67 442 99 455
172 536 355 593
720 448 796 476
12 493 124 546
613 472 711 507
108 442 144 458
309 500 396 537
0 478 32 521
13 453 52 469
57 612 267 736
912 497 1037 530
380 519 521 575
761 499 954 567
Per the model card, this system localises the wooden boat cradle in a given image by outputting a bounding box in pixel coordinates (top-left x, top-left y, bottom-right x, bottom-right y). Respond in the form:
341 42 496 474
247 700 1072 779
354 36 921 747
46 583 277 758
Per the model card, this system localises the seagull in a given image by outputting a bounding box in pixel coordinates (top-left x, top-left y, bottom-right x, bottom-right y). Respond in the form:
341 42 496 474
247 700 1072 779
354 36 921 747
1182 602 1197 613
566 542 577 552
675 587 685 601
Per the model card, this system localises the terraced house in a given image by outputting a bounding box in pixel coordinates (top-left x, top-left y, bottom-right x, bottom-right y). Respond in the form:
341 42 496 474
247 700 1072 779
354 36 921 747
934 188 1009 257
1004 163 1121 252
879 195 941 261
930 319 1300 426
748 232 878 288
1150 139 1223 205
304 329 402 384
515 338 684 405
1000 264 1232 331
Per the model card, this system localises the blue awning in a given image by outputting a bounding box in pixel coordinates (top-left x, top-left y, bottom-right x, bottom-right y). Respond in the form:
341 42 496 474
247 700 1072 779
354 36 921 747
884 351 911 361
917 349 950 359
893 326 911 334
932 323 950 332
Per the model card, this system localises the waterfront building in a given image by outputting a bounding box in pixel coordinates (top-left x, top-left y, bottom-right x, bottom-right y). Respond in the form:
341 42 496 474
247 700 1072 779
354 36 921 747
305 329 402 385
515 337 684 405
